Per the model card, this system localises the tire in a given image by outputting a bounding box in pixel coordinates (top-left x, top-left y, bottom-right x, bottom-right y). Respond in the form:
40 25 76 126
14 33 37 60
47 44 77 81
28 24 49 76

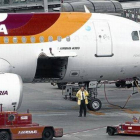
89 98 102 111
42 128 54 140
115 82 120 88
87 103 91 110
57 83 66 90
0 131 10 140
120 81 126 88
107 127 115 136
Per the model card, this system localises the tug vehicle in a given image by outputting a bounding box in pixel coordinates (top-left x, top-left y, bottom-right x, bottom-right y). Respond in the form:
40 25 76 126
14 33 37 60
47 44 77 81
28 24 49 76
107 116 140 136
0 106 63 140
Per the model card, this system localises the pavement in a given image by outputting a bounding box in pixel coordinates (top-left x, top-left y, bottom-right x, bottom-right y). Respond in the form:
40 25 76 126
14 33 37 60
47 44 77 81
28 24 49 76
18 83 140 140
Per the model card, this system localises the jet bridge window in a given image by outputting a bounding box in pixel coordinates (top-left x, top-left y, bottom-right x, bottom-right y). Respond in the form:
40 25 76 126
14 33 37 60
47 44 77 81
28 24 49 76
13 0 19 3
132 31 139 41
4 0 9 4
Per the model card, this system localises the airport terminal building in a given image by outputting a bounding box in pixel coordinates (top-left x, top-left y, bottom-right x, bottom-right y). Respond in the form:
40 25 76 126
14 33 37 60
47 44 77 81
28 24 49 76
0 0 61 12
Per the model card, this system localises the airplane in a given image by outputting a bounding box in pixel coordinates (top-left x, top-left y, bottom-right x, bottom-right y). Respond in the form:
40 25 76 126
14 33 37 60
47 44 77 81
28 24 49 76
0 12 140 111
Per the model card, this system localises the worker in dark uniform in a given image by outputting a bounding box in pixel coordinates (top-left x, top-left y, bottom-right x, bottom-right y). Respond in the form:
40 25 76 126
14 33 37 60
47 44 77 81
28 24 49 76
76 86 89 117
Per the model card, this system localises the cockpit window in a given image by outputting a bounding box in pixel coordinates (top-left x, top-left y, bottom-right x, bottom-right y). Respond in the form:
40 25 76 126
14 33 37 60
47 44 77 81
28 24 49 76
132 31 139 41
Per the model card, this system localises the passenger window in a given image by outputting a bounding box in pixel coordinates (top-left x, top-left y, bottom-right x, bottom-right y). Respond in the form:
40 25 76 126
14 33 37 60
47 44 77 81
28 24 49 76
66 36 70 42
57 36 62 42
132 31 139 41
13 37 18 43
22 36 27 43
30 36 35 43
39 36 44 43
48 36 53 42
4 37 9 43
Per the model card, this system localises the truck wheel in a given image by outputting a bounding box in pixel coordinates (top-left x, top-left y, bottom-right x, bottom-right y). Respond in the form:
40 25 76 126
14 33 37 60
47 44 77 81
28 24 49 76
107 128 115 136
42 128 53 140
0 131 10 140
89 98 102 111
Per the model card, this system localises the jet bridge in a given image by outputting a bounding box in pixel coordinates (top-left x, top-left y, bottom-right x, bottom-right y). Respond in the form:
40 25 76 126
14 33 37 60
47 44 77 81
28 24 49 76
61 0 123 16
0 0 60 13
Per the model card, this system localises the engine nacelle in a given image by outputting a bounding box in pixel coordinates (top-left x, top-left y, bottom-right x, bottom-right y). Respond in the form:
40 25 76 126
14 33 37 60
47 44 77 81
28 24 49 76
0 73 23 111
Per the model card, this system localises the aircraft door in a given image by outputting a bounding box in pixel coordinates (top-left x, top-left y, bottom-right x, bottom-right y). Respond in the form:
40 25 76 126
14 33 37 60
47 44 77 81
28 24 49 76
94 21 113 57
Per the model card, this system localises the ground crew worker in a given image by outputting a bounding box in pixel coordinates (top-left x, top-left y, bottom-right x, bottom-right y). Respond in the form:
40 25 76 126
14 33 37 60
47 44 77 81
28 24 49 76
76 86 89 117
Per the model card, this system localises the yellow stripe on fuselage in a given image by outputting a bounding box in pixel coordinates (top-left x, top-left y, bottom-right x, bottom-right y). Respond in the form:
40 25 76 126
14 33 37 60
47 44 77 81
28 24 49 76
0 13 92 44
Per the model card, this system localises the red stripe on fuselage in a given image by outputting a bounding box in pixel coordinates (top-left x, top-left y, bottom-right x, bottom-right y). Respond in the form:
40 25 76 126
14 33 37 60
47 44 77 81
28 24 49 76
0 13 60 36
0 14 33 30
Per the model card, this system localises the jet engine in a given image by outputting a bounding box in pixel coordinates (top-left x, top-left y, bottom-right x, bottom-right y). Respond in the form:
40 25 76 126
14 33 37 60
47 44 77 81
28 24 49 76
0 73 23 111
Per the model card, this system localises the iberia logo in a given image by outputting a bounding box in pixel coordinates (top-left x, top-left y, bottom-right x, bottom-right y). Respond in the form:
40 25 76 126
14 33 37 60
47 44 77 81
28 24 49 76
0 24 8 35
0 91 8 95
0 13 8 35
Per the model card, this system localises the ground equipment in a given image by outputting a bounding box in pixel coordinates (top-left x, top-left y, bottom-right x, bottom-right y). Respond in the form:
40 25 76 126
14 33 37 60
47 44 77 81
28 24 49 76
0 105 63 140
107 116 140 136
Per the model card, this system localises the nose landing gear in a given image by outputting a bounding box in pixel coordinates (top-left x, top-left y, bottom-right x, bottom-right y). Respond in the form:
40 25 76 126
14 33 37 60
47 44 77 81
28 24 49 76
86 82 102 111
87 98 102 111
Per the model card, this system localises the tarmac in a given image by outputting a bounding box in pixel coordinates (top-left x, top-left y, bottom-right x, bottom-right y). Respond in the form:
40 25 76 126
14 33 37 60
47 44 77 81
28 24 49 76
18 83 140 140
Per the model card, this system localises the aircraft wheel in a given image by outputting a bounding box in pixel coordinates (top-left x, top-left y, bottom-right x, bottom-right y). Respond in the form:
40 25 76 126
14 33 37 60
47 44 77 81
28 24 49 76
107 127 115 136
120 81 126 88
115 82 120 88
89 98 102 111
42 128 53 140
57 83 66 90
87 103 91 110
0 131 10 140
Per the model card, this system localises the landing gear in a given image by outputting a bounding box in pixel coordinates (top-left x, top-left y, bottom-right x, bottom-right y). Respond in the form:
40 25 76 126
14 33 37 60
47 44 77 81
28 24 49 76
88 98 102 111
115 80 126 88
57 83 67 90
86 82 102 111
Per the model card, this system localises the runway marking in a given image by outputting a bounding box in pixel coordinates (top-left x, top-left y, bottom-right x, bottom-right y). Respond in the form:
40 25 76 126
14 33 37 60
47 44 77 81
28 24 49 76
64 126 106 136
88 111 105 116
34 113 67 117
121 109 140 114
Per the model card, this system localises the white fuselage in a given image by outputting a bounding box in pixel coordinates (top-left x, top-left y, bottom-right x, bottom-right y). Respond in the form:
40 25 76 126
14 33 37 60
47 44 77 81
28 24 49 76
0 13 140 83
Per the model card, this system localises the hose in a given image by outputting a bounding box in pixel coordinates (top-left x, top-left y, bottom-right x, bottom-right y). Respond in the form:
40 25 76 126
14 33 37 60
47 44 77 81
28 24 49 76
104 83 138 109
